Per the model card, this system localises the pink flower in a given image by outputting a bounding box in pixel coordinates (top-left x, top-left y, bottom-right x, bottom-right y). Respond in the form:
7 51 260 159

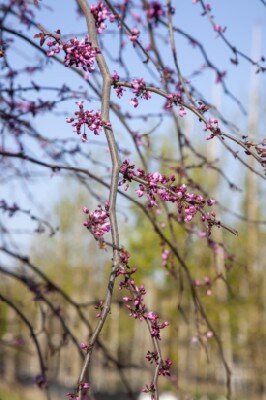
45 35 100 76
161 249 170 267
130 97 139 108
136 184 145 197
213 24 226 34
147 311 157 321
67 101 109 140
83 203 110 238
158 358 172 376
129 28 140 45
90 2 115 33
146 1 165 24
112 70 120 81
79 382 90 389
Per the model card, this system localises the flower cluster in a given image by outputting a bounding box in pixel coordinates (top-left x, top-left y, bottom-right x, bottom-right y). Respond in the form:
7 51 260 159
146 351 172 376
60 36 100 71
130 78 151 108
158 358 172 376
164 92 182 110
36 33 100 75
129 28 140 45
118 252 169 340
146 1 165 25
147 311 169 340
142 383 155 398
204 118 221 140
161 249 170 267
66 381 90 400
196 100 209 114
90 1 115 33
83 203 110 238
112 70 125 98
119 160 215 226
66 101 110 141
214 24 226 34
146 350 159 364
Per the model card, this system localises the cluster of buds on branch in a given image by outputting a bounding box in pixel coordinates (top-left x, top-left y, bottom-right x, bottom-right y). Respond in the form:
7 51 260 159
119 160 217 231
83 203 110 239
35 32 101 74
66 101 111 141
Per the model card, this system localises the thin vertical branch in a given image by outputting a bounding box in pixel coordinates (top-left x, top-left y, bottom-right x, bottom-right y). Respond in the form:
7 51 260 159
76 0 121 394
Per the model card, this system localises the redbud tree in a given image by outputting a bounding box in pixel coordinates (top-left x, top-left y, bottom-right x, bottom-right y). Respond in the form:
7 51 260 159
0 1 266 400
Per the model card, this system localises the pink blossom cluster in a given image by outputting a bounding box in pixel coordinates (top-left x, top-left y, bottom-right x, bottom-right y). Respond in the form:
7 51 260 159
66 101 110 141
119 248 130 264
213 24 226 34
112 70 125 98
204 118 221 140
147 311 169 340
146 350 159 364
164 92 182 110
146 1 165 25
161 249 170 267
63 36 100 70
53 36 100 71
36 32 100 74
130 78 151 107
129 28 140 45
196 100 209 114
146 351 172 376
119 160 215 225
158 358 172 376
66 382 90 400
90 1 115 33
117 249 172 390
83 203 110 238
118 252 169 340
142 383 155 398
122 287 146 320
